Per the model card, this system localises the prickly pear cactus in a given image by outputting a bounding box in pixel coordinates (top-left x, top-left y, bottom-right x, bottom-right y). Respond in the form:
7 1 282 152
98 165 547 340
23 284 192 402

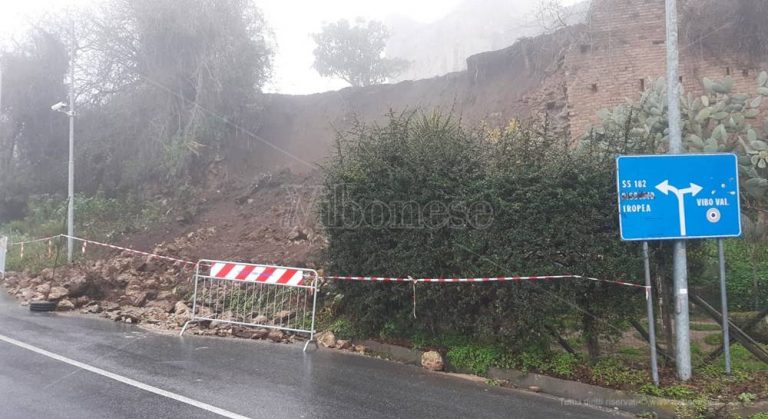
587 71 768 238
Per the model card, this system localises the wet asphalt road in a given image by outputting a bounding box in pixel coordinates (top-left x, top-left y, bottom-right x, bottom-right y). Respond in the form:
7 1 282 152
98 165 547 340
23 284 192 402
0 293 624 418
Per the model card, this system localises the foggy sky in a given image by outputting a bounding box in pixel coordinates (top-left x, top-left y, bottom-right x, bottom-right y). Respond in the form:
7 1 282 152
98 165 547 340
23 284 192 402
0 0 581 95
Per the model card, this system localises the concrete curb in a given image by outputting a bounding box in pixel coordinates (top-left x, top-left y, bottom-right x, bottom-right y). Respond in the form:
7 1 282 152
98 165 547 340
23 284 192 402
360 339 423 365
486 367 675 418
356 339 768 418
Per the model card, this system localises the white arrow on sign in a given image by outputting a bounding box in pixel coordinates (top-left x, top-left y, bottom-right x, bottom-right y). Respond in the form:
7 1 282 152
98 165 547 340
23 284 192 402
655 180 703 236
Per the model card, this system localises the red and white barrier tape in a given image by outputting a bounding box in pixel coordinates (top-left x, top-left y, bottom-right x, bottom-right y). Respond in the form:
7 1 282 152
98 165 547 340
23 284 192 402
418 275 578 283
323 274 649 290
60 235 196 266
579 275 648 290
322 276 412 282
9 235 61 246
9 233 195 267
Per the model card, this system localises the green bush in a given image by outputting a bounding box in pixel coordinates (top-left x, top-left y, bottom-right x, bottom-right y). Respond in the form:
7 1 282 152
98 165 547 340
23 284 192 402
320 111 644 356
327 317 357 340
738 392 757 404
696 240 768 312
517 349 550 372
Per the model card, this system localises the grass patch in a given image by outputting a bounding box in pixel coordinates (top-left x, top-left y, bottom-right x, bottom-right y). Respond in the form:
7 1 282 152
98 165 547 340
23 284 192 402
690 322 722 332
618 347 643 359
703 333 722 346
590 358 647 387
729 345 766 373
697 344 766 379
662 384 697 400
3 193 166 272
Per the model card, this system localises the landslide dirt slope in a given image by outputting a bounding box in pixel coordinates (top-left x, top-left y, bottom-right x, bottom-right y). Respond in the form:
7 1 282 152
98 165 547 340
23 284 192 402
126 29 576 265
121 169 325 268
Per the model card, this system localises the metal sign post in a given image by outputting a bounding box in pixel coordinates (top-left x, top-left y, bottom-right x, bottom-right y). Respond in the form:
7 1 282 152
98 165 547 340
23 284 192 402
718 239 732 374
617 153 742 381
643 242 660 385
665 0 692 381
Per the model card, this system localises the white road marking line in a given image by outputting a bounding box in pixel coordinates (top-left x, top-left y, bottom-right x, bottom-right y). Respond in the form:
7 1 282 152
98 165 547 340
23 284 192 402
0 333 249 419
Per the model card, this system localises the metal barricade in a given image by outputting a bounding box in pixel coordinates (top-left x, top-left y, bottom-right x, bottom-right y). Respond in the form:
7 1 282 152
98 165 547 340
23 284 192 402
0 236 7 278
180 259 319 351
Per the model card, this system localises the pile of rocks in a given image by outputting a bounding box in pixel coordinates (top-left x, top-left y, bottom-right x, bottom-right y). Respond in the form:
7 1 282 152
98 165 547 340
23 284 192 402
180 309 304 344
2 226 315 345
149 227 217 262
3 258 306 345
3 245 193 327
315 331 367 353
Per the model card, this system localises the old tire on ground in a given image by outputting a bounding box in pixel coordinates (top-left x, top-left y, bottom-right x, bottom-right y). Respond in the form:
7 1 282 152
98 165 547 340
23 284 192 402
29 301 57 312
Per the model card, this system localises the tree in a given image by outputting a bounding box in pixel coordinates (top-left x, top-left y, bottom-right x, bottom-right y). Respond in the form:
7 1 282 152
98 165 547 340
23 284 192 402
312 19 408 87
75 0 274 189
0 29 69 205
0 0 274 220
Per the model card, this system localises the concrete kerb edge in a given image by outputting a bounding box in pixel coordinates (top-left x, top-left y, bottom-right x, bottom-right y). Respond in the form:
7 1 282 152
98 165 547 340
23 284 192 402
354 339 768 418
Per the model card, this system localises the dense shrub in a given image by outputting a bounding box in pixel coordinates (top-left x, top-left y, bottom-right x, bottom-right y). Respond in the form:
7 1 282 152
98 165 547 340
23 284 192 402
319 111 644 356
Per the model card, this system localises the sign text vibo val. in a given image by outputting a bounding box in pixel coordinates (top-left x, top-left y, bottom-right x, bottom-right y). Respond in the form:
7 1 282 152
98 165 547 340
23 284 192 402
616 154 742 241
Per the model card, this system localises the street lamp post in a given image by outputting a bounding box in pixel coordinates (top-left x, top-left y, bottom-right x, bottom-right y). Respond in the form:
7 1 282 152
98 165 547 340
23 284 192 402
67 62 74 264
51 38 75 264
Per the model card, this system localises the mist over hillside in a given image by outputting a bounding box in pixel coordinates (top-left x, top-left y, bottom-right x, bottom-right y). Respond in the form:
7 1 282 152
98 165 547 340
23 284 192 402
386 0 589 81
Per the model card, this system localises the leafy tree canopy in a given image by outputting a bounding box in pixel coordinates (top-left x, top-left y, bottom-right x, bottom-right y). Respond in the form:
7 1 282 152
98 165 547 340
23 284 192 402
312 19 408 87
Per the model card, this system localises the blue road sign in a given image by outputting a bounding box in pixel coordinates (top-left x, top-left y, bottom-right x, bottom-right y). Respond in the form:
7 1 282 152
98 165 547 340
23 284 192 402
616 154 741 241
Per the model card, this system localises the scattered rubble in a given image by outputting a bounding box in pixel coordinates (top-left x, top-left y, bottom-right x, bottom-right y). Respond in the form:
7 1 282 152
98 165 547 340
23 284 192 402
267 329 285 342
335 339 352 350
317 331 337 348
56 299 75 311
1 232 305 344
421 351 445 371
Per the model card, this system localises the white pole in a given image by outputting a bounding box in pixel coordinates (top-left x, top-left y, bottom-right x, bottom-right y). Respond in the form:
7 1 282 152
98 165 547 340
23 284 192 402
665 0 691 381
643 242 660 385
67 23 75 263
718 239 732 374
